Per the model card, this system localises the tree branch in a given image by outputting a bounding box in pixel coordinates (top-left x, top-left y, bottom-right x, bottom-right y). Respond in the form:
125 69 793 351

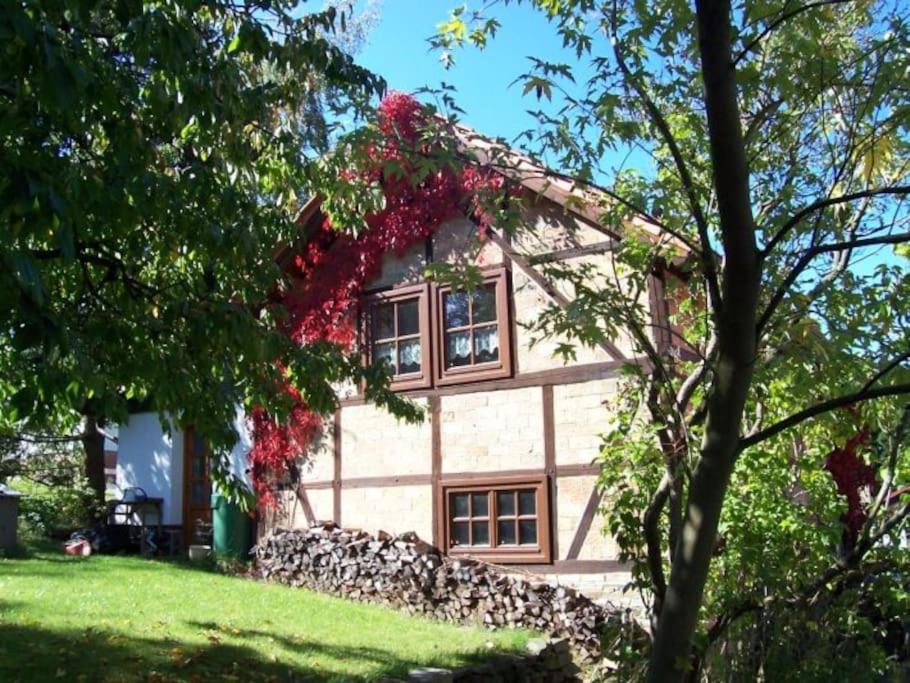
757 230 910 334
740 382 910 450
609 2 722 316
733 0 853 66
763 185 910 255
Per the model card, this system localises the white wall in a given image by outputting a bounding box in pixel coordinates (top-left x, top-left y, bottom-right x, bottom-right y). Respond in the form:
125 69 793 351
116 410 251 526
225 406 252 490
116 413 183 525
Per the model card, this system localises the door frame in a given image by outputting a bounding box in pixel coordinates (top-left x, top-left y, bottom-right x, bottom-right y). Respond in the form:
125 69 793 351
182 427 212 548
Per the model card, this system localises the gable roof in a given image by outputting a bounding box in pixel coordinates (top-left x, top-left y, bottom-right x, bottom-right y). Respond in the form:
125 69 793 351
282 122 691 266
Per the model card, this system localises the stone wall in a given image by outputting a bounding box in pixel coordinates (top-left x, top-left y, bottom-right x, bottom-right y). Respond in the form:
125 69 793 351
439 388 544 473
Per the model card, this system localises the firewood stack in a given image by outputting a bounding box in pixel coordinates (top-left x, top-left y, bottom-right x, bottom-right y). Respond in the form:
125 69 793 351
254 523 616 660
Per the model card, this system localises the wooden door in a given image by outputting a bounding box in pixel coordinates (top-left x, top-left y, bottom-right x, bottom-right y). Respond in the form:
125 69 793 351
183 428 212 547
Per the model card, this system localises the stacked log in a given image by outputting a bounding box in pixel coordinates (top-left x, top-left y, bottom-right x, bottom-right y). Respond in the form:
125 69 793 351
254 523 617 660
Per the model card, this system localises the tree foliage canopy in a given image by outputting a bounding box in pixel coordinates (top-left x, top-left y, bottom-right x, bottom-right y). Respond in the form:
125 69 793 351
0 0 386 489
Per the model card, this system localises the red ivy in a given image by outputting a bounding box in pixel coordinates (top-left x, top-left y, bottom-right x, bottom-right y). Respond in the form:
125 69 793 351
248 93 506 504
824 426 878 546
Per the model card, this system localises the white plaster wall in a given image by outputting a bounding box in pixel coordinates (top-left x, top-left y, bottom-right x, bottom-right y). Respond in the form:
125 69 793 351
369 241 427 289
226 406 252 489
553 378 620 466
116 413 183 525
432 216 503 267
297 414 336 484
117 408 251 526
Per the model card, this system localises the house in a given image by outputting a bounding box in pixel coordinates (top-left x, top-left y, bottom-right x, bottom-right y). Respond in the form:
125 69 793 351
116 409 251 547
117 129 681 599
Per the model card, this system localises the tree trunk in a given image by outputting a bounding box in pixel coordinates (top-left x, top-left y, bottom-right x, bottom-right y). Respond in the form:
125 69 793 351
646 0 760 679
81 414 107 520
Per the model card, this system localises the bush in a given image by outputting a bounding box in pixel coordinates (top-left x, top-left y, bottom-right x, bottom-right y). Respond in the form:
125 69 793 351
13 477 104 539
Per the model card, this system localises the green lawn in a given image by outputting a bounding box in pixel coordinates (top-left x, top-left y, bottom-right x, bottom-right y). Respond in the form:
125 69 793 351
0 545 530 682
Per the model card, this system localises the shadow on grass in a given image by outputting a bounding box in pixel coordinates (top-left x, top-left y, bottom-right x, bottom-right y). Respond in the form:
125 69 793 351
0 620 428 682
186 620 496 675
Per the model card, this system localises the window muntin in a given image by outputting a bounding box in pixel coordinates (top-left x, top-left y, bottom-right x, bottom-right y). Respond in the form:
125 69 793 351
371 298 423 376
434 267 512 386
441 476 550 564
442 285 500 369
363 284 431 391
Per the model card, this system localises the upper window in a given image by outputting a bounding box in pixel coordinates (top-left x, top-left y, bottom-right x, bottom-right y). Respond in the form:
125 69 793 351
363 284 431 391
434 267 512 386
440 476 550 564
362 267 512 391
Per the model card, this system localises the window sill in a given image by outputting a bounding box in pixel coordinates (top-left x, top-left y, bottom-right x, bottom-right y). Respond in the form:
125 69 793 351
447 546 551 565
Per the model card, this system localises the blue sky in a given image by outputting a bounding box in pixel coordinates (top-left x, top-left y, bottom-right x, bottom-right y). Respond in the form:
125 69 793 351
358 2 570 146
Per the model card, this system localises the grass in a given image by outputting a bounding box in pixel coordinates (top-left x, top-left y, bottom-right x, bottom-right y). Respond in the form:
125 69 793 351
0 542 531 682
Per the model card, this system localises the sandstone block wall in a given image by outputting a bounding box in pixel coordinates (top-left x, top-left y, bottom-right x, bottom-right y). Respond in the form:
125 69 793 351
553 378 620 467
341 483 433 542
340 402 432 478
439 387 544 473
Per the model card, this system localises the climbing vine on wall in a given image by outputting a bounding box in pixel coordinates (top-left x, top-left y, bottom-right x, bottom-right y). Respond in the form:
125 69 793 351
824 426 878 547
248 92 507 504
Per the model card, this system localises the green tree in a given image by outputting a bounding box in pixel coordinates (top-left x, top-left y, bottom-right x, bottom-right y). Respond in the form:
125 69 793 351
436 0 910 678
0 0 387 506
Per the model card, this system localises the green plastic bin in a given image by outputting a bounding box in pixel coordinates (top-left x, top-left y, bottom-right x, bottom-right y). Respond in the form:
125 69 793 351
211 493 251 560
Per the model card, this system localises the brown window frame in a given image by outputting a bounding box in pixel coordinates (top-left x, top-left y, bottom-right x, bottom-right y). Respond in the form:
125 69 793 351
437 475 551 564
361 283 432 391
432 267 513 386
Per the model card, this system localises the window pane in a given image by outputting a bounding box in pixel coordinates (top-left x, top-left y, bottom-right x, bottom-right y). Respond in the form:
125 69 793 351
453 521 469 546
497 491 515 517
193 432 205 455
374 303 395 339
472 286 497 323
518 490 536 516
519 520 538 545
373 342 397 373
471 493 488 517
472 522 490 546
398 339 422 374
191 482 205 503
473 326 499 363
444 292 470 328
397 299 419 336
452 493 469 518
445 331 471 368
497 520 516 545
191 456 205 478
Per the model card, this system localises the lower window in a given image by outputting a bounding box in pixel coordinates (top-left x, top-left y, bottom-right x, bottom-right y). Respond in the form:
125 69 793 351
440 476 550 564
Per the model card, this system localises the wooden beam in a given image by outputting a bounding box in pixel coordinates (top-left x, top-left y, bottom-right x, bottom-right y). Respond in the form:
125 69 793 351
296 464 600 492
528 240 618 265
513 559 627 575
542 385 558 560
295 486 316 525
648 271 672 355
486 229 628 361
338 358 647 407
555 463 601 477
565 485 603 560
430 396 442 547
333 409 342 525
